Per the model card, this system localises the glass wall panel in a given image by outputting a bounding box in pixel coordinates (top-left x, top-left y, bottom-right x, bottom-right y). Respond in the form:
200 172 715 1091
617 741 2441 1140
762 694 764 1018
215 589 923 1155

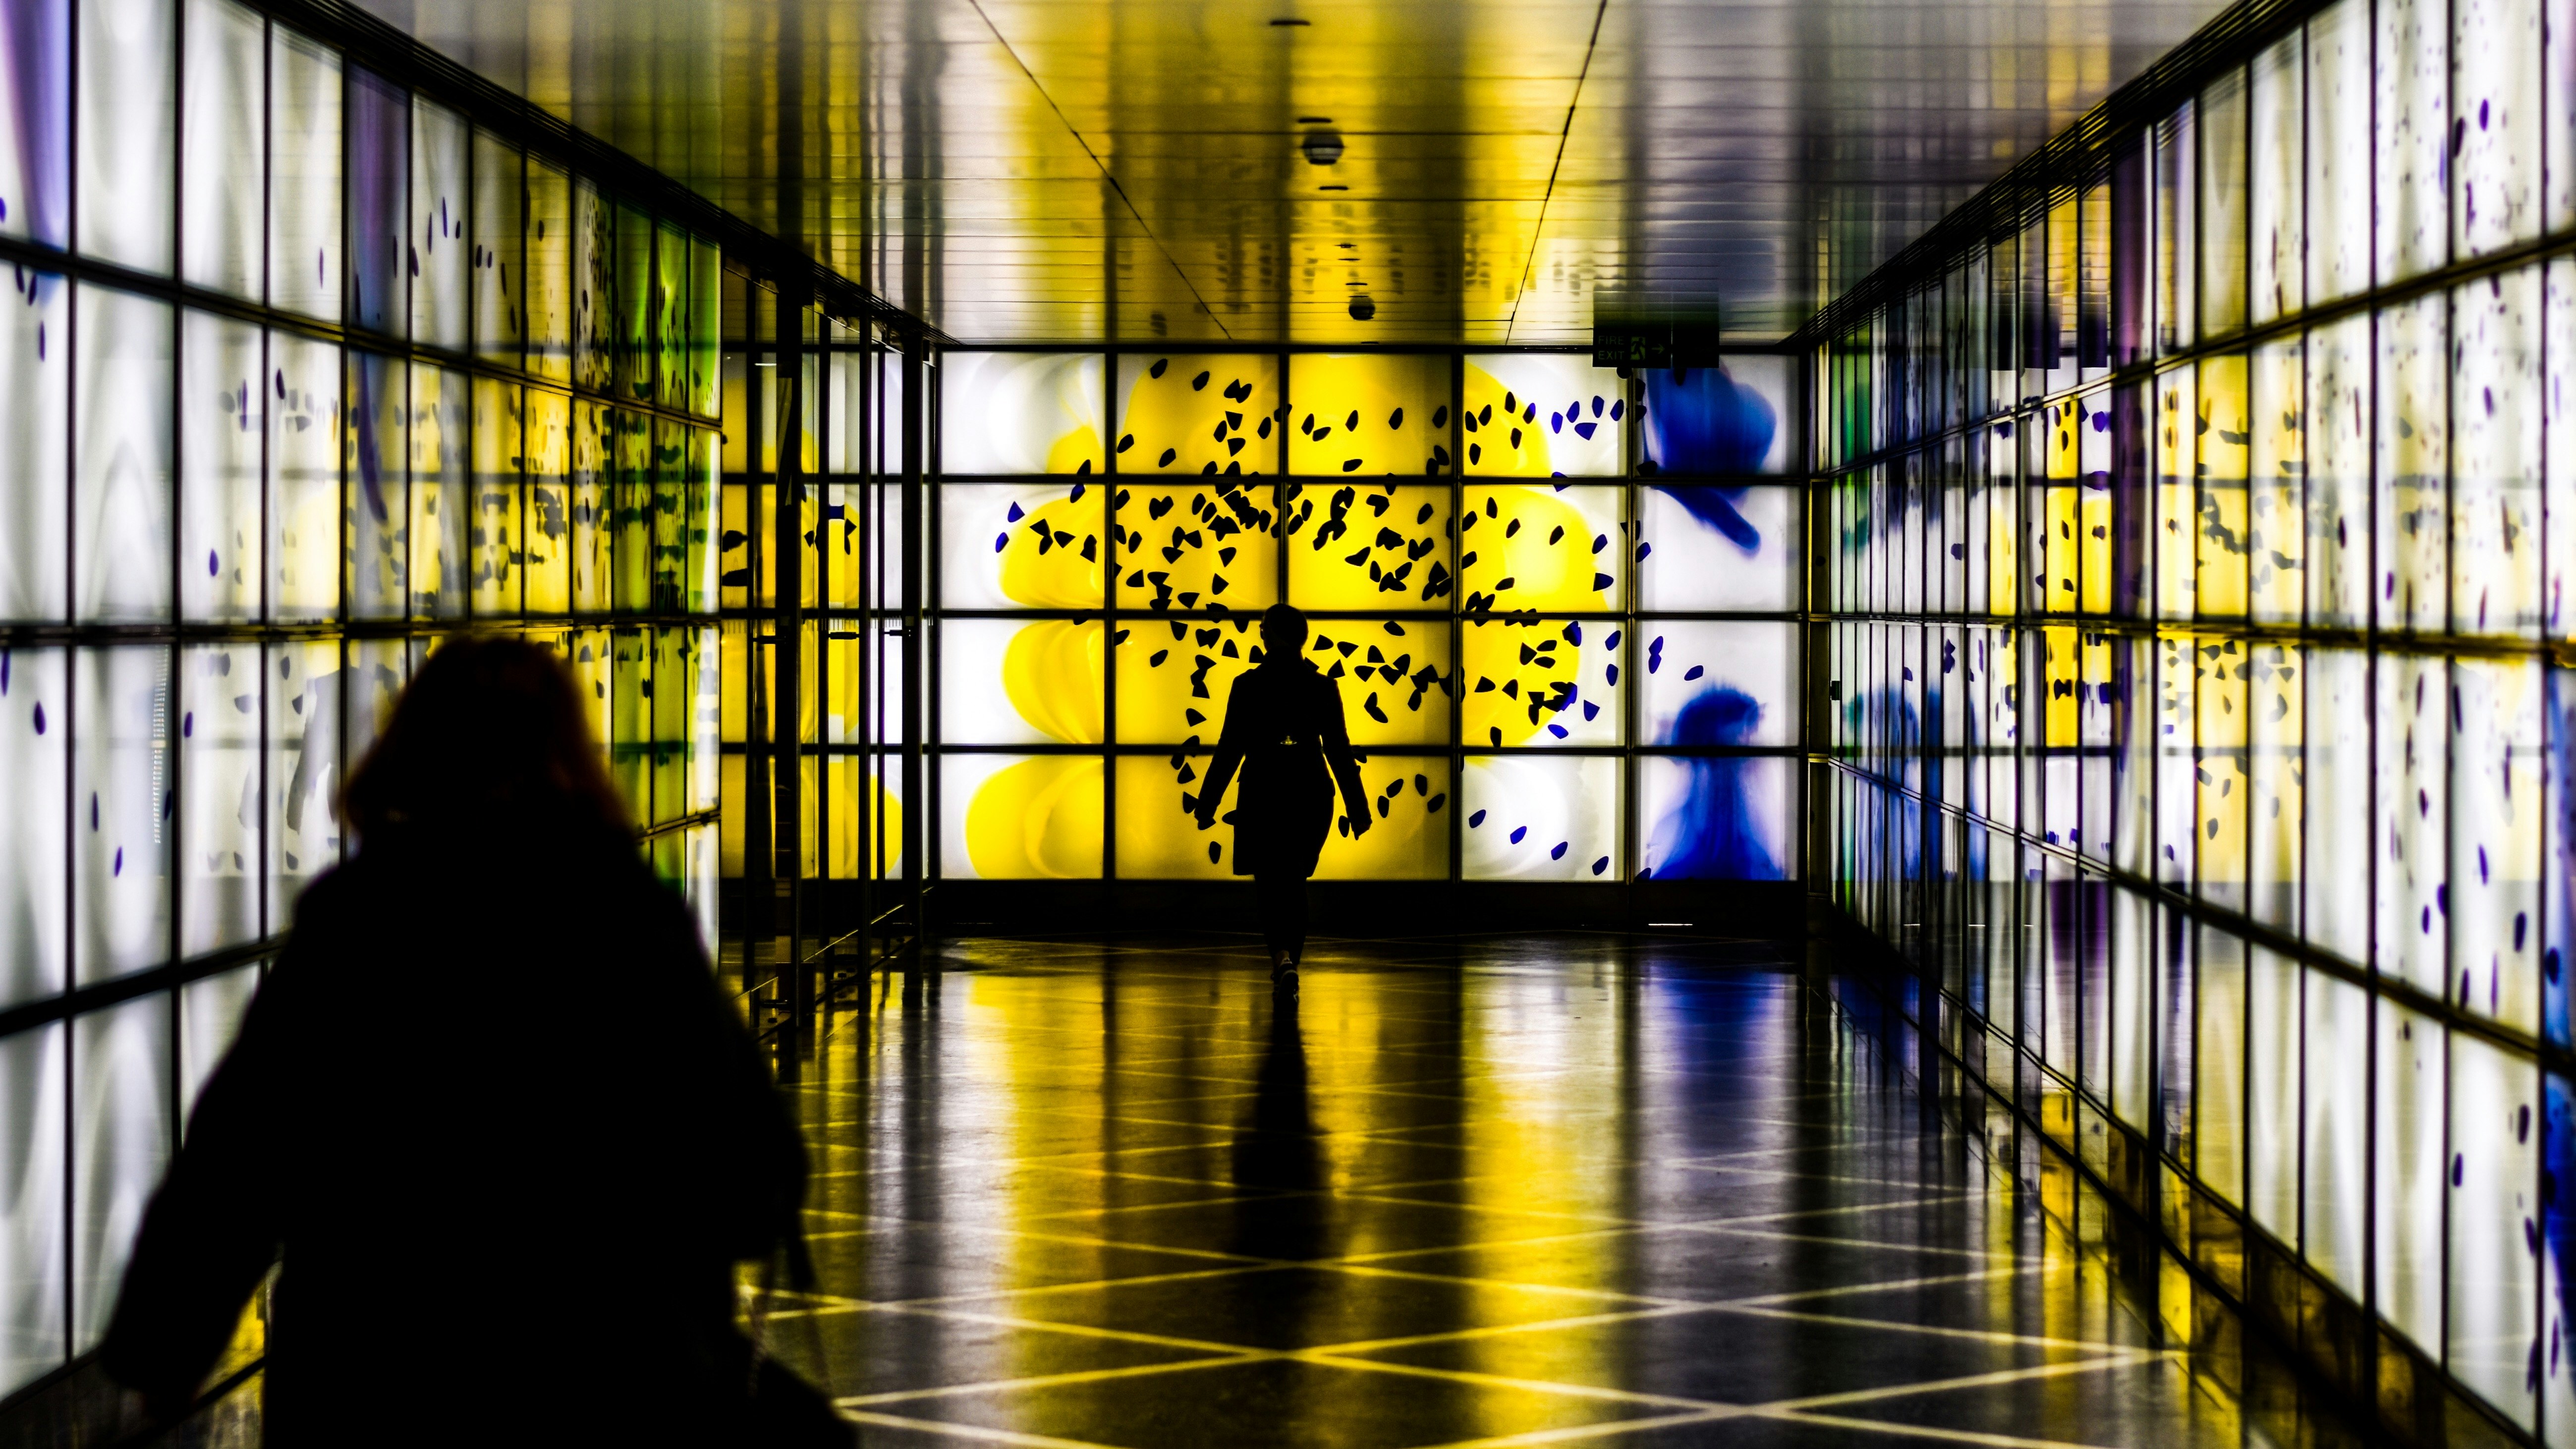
267 28 339 321
74 0 173 275
73 287 173 623
1817 11 2576 1428
944 351 1104 475
409 99 468 350
178 0 261 299
0 4 738 1394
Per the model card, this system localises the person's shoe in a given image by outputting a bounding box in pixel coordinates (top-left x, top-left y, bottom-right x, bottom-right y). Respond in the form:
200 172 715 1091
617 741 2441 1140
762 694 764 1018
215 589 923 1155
1269 951 1292 982
1273 966 1299 998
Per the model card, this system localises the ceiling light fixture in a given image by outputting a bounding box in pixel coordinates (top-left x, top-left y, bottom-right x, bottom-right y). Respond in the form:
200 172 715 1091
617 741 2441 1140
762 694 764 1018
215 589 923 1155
1300 129 1343 166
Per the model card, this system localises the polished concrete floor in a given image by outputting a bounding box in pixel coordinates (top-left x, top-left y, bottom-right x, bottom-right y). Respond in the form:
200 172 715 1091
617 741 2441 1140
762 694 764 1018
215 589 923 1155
757 935 2371 1449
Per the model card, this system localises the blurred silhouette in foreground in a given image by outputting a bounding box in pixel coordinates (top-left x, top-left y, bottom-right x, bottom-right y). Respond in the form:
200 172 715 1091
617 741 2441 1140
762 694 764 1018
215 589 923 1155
1197 605 1371 993
100 636 846 1447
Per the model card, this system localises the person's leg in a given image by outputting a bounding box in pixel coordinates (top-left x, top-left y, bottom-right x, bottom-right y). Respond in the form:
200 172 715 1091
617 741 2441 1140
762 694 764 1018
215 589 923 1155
1281 874 1307 965
1256 872 1293 972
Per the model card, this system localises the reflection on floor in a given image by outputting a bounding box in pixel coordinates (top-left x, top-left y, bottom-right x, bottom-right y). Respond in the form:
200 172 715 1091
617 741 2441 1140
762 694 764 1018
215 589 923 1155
760 935 2366 1449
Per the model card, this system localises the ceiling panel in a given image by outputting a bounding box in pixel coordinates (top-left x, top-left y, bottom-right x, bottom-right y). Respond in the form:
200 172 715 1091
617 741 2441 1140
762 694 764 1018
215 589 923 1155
360 0 2226 344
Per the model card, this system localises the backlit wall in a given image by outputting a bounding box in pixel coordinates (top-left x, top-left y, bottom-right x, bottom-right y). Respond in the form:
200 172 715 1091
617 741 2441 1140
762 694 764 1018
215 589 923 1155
931 349 1801 886
0 0 723 1398
1821 0 2576 1435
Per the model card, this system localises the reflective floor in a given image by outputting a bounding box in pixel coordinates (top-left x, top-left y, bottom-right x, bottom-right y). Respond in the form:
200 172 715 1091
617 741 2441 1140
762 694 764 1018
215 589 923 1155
758 934 2370 1448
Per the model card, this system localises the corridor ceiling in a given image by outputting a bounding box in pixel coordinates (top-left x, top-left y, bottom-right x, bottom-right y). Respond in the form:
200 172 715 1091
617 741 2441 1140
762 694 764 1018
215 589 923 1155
358 0 2227 344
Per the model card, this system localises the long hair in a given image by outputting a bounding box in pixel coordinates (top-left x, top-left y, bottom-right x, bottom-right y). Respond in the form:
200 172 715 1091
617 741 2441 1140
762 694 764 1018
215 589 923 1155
339 634 631 843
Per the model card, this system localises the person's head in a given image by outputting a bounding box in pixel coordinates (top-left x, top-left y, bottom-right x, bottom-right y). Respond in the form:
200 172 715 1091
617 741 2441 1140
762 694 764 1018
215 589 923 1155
1259 604 1309 658
340 634 629 843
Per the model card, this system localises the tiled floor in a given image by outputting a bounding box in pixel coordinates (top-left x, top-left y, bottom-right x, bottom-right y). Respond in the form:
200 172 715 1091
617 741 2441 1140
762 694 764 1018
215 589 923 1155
758 934 2367 1448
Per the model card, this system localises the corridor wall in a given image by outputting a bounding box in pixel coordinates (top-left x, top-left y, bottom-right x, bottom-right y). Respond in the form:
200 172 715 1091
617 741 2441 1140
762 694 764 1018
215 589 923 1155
925 348 1803 888
0 0 724 1399
1817 0 2576 1438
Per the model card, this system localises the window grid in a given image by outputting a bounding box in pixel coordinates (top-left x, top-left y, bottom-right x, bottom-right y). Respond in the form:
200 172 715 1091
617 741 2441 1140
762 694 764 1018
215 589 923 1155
0 0 728 1399
909 347 1805 888
1817 0 2576 1438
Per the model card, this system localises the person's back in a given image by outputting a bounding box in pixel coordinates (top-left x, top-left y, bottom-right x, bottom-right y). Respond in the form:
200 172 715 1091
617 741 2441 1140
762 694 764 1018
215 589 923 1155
100 638 815 1446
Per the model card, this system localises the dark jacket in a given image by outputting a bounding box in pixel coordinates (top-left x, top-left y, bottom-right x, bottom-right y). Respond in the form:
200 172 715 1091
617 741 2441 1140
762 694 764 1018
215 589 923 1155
99 815 807 1446
1201 659 1369 878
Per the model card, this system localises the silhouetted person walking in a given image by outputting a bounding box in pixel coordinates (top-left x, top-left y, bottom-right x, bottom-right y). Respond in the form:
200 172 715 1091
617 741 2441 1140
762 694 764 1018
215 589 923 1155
99 636 843 1447
1196 605 1370 992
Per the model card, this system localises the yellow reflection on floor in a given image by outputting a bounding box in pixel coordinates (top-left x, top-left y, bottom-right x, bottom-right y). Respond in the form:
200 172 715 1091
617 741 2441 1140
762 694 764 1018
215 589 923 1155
759 937 2369 1449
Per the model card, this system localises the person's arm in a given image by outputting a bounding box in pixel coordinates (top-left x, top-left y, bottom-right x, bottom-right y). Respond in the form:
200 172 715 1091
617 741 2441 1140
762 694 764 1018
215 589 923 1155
1318 674 1371 836
1194 674 1252 830
99 889 322 1419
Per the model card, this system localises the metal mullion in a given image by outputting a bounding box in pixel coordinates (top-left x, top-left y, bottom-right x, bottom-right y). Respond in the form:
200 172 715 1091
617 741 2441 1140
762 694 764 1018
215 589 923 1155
1447 352 1464 892
1101 348 1117 888
864 340 879 890
57 0 77 1334
1618 365 1638 895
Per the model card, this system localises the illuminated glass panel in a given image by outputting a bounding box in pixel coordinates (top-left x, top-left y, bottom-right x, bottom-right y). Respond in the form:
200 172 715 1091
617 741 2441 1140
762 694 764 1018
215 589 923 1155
0 648 67 1007
179 314 261 621
944 481 1105 610
1113 756 1230 880
72 648 171 986
469 377 520 617
1277 618 1440 749
178 642 257 955
0 269 68 622
1285 482 1451 609
2378 0 2449 282
1115 353 1280 475
1642 752 1789 881
524 160 572 383
1313 756 1447 880
570 181 613 395
570 400 611 613
1462 616 1615 748
1462 755 1618 881
523 388 570 613
1462 354 1625 476
1639 357 1788 474
1457 484 1618 612
1638 485 1799 613
269 332 339 622
939 753 1102 880
610 406 649 613
1116 614 1258 746
409 99 468 350
178 0 262 299
1286 354 1451 475
1113 477 1275 613
267 28 339 321
1640 621 1795 749
69 997 168 1350
75 0 173 275
942 351 1104 475
406 364 465 617
0 0 68 253
940 618 1103 747
346 350 406 619
826 757 903 881
344 68 405 337
73 288 174 624
0 1021 67 1394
